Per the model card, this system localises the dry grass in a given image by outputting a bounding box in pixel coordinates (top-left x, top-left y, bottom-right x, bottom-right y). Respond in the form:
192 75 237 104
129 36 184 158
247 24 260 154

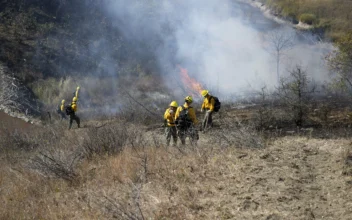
1 116 352 219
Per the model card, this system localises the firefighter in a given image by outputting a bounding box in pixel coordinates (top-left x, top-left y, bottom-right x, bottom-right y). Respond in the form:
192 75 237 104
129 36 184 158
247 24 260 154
175 96 198 145
58 99 67 120
201 90 215 131
164 101 178 146
68 96 80 129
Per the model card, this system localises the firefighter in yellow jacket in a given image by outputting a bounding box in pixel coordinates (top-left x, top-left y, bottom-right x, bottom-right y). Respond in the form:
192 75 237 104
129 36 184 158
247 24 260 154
164 101 178 146
68 96 80 129
175 96 199 145
201 90 215 131
58 99 67 120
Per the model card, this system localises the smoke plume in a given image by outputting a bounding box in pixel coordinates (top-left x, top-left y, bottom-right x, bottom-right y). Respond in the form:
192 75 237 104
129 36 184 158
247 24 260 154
100 0 332 99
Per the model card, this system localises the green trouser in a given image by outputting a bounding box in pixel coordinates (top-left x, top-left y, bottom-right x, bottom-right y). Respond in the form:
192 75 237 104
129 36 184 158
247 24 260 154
177 125 199 145
165 126 177 146
202 110 213 131
69 114 80 129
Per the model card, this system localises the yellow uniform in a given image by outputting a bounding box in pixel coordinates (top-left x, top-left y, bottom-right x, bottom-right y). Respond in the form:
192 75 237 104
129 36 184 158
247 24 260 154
59 100 67 120
175 103 198 125
201 95 215 131
164 107 176 127
60 100 65 111
201 96 215 112
175 102 198 145
71 101 77 112
69 98 80 129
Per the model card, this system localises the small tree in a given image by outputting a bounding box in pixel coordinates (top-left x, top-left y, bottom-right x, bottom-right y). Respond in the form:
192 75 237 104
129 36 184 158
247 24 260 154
326 31 352 92
277 65 315 127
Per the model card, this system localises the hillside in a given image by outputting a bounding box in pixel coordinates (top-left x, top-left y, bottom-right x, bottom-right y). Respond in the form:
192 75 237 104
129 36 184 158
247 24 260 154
259 0 352 40
1 1 352 219
0 0 168 112
1 108 352 219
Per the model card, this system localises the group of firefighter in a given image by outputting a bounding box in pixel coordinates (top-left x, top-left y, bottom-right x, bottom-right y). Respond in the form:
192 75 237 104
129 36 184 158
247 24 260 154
57 87 216 146
164 89 215 146
58 86 80 129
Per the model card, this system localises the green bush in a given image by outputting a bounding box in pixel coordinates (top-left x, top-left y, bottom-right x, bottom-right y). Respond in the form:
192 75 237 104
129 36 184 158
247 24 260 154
282 7 298 24
299 13 317 25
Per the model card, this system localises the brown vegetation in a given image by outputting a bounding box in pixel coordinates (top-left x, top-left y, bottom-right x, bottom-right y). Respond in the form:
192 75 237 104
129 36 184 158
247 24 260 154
263 0 352 40
1 102 352 219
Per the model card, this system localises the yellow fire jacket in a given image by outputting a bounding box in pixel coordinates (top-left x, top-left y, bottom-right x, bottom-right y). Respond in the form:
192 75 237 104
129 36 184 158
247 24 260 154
201 96 215 112
60 102 65 112
71 101 77 112
175 103 198 125
164 107 176 127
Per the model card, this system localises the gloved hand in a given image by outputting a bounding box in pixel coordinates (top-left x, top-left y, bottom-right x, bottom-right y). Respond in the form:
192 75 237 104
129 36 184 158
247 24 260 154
207 110 212 113
201 108 204 113
169 109 174 114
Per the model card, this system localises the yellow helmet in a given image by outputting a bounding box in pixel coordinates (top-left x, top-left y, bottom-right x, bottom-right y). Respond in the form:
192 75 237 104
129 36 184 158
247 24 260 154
73 97 78 102
201 90 209 97
169 101 178 108
61 99 65 104
185 96 193 103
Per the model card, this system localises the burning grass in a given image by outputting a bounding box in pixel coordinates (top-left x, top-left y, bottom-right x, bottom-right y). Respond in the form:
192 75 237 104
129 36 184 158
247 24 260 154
178 65 204 98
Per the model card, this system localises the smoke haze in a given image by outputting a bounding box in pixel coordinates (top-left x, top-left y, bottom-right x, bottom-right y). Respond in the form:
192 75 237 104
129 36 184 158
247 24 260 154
100 0 332 99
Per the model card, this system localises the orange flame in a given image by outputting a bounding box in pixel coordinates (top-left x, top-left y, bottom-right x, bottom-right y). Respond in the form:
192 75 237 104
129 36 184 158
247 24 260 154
178 65 203 97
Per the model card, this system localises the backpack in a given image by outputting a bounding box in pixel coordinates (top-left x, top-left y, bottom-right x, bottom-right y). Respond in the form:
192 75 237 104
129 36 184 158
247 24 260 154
65 105 74 115
211 96 221 112
176 106 192 128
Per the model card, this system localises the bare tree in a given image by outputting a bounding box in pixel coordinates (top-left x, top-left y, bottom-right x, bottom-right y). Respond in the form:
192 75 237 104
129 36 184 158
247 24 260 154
276 65 316 127
265 29 295 85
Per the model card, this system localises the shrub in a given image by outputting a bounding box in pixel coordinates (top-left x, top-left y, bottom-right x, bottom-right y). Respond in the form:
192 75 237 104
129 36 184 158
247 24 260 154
30 149 81 183
299 13 317 25
0 130 35 153
282 7 298 23
276 66 316 127
82 125 129 159
210 113 265 148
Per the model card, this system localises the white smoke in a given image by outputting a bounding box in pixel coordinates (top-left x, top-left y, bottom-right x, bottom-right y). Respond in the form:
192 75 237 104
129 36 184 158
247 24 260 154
104 0 332 98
